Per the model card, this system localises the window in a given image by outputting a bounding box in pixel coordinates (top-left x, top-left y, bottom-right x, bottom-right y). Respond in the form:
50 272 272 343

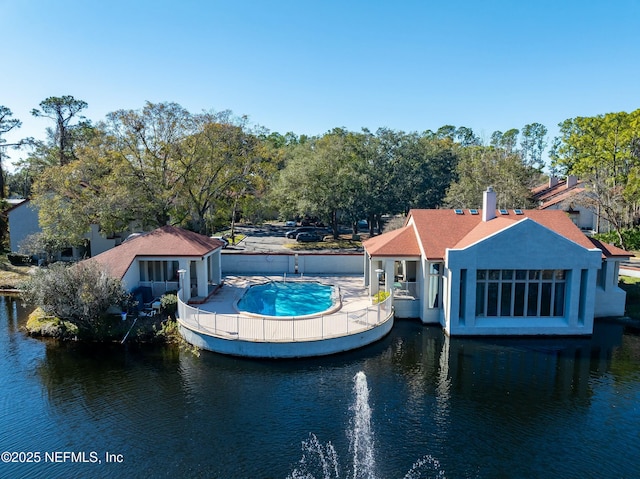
139 260 180 282
459 269 467 322
428 263 441 308
475 269 567 318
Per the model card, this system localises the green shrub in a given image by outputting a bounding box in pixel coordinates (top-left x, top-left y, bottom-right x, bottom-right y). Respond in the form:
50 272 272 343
593 227 640 250
20 261 131 339
160 292 178 315
372 290 391 304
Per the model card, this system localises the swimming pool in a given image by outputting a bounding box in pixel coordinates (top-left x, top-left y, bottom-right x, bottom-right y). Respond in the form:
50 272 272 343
237 281 337 317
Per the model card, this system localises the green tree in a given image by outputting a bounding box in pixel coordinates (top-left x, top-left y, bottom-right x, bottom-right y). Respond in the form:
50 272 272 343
397 131 459 212
106 101 196 227
177 114 278 234
554 109 640 246
31 95 90 166
520 122 548 170
490 128 520 157
20 261 130 338
455 126 481 147
271 129 359 238
444 145 537 209
0 106 23 199
31 126 139 246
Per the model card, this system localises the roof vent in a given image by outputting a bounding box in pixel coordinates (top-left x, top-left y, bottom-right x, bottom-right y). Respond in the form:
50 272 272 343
454 209 464 215
514 209 523 215
469 209 479 215
499 209 509 215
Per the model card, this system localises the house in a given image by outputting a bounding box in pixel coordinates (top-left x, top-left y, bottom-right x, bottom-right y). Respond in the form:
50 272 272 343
363 187 631 336
533 175 599 233
5 198 144 260
89 225 225 303
5 199 40 253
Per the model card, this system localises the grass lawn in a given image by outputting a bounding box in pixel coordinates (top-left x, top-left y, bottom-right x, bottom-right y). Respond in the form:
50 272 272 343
0 254 33 290
285 235 363 251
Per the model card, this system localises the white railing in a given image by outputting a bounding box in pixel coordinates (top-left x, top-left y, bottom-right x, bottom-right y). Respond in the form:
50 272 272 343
139 281 180 298
177 291 394 342
393 281 418 298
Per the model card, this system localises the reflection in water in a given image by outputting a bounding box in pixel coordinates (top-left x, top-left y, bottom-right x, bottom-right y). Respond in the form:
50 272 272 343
1 296 640 478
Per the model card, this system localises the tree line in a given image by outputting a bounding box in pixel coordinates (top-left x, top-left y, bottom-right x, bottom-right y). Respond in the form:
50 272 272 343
1 96 639 251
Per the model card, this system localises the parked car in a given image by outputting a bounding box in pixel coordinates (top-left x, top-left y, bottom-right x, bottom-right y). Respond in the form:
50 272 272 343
285 226 317 239
211 236 229 248
296 231 323 242
285 220 296 227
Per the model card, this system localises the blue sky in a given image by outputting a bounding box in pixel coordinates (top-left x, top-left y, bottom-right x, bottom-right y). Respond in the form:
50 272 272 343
1 0 639 169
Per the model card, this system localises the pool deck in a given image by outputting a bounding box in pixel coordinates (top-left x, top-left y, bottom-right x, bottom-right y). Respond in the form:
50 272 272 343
194 274 373 316
178 274 395 357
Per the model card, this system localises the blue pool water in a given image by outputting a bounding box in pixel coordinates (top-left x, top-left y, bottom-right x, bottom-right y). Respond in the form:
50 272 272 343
237 281 335 316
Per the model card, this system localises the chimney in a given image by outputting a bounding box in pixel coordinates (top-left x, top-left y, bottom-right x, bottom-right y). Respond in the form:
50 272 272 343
566 175 578 189
549 176 559 188
482 186 496 222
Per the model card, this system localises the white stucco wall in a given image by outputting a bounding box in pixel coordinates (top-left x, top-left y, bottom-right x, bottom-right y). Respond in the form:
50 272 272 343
7 201 41 253
87 224 118 257
222 253 364 275
594 259 627 317
445 219 602 336
546 202 596 232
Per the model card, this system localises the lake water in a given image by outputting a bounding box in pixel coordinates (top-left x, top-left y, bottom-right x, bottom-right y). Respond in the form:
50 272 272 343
1 294 640 479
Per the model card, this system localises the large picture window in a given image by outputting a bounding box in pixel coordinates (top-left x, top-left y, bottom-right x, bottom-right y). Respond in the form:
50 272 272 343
475 269 566 318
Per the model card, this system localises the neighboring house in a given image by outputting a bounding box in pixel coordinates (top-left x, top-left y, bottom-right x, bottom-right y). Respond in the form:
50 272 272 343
89 225 225 303
533 175 599 233
5 198 136 259
363 187 631 336
5 199 40 253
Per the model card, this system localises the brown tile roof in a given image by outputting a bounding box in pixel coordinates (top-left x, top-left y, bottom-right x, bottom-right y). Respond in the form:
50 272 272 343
362 223 421 257
538 187 586 209
365 209 621 260
89 225 224 279
533 178 586 209
587 238 633 258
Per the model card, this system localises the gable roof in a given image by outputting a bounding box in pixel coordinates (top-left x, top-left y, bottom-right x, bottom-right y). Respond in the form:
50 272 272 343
4 198 30 214
533 177 586 210
364 209 627 261
362 222 421 257
89 225 224 279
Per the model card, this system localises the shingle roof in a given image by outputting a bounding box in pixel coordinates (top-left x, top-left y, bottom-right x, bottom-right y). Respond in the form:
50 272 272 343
538 187 587 209
533 178 585 209
89 225 224 279
361 223 421 257
587 237 632 258
364 209 627 260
